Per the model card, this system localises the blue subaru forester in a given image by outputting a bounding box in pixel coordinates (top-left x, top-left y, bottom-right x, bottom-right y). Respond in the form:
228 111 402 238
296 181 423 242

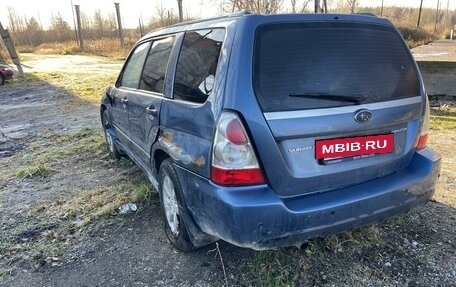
101 12 441 251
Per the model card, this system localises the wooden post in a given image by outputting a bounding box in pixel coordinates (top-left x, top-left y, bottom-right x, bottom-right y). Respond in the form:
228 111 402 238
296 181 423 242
0 22 24 77
314 0 320 13
139 18 144 38
114 3 124 46
177 0 183 22
74 5 84 50
70 0 79 47
434 0 440 33
417 0 424 28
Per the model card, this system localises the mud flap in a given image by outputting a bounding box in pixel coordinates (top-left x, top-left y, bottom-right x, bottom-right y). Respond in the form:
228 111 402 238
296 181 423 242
179 205 218 248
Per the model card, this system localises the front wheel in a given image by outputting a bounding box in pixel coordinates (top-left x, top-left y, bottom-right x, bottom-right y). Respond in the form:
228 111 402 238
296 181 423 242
0 75 4 85
102 110 121 160
159 159 196 251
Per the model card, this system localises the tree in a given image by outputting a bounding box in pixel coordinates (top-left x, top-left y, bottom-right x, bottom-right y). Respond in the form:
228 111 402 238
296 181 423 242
6 7 27 45
92 10 117 38
346 0 358 13
290 0 312 13
49 14 73 42
149 1 179 28
216 0 284 14
25 17 43 46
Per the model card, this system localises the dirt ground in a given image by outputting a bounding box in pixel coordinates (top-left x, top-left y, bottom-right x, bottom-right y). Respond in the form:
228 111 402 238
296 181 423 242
0 54 455 287
411 39 456 62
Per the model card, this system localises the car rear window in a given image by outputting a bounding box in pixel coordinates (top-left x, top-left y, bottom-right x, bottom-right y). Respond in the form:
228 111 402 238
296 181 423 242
173 29 225 103
253 22 420 112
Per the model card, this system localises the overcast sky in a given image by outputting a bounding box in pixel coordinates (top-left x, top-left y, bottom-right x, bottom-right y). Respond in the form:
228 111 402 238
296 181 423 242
0 0 454 29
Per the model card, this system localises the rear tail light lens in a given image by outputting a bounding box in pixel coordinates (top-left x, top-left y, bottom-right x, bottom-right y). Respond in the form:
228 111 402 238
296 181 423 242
417 95 430 150
211 111 265 186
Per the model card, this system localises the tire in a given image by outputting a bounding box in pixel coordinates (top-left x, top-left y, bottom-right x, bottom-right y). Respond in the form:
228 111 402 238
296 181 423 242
102 110 122 160
0 75 4 85
158 159 196 251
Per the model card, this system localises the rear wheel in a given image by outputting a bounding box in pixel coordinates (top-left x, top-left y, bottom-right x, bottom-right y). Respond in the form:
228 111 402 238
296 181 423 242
102 110 121 160
159 159 196 251
0 75 4 85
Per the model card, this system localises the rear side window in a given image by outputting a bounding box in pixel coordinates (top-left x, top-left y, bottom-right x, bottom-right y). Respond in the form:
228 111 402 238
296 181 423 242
173 29 225 103
139 36 175 93
254 22 420 112
120 42 150 89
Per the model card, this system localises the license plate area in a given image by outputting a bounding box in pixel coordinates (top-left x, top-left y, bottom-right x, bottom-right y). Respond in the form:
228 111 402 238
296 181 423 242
315 134 394 160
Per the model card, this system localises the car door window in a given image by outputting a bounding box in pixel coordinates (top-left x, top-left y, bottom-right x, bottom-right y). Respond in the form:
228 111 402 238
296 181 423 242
120 41 150 89
139 36 175 93
173 29 225 103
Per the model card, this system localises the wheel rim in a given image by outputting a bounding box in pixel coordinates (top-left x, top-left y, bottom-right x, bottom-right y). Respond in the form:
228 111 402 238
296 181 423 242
162 173 180 236
103 114 114 153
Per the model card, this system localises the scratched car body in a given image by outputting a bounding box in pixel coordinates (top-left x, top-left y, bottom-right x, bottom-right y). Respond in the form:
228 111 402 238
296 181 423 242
100 12 441 250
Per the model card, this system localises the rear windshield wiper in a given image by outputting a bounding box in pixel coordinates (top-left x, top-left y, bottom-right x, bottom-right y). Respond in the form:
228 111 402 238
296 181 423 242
289 93 367 104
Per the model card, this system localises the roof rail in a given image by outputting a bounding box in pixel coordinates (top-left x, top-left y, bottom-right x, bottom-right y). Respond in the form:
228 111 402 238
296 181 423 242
166 10 251 29
228 11 251 17
355 12 377 17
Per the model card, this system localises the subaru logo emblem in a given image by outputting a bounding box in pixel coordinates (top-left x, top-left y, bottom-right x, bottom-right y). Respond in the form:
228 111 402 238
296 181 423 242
354 109 372 123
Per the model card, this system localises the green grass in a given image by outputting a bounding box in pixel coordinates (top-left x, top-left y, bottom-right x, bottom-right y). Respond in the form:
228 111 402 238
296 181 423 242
29 71 117 104
430 115 456 130
246 226 382 286
247 250 296 287
415 250 434 265
430 108 456 130
16 164 54 179
14 127 105 179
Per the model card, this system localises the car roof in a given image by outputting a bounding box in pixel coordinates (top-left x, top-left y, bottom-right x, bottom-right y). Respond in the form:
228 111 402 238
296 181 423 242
140 11 393 40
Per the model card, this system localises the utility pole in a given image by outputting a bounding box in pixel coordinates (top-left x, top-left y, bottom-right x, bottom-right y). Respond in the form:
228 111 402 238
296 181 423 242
417 0 424 28
114 3 124 46
74 5 84 50
314 0 320 13
70 0 79 47
177 0 183 22
434 0 440 33
323 0 327 13
0 21 24 77
139 18 144 37
380 0 384 17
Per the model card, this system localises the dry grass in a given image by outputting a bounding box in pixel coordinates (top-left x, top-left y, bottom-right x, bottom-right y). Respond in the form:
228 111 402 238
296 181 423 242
16 38 136 60
32 182 153 227
397 26 437 48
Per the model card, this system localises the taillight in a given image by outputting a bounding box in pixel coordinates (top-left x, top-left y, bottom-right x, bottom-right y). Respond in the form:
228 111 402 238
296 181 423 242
416 95 430 150
211 111 265 186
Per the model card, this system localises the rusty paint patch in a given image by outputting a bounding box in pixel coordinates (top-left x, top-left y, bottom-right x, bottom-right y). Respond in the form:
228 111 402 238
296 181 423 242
193 156 206 169
160 131 205 168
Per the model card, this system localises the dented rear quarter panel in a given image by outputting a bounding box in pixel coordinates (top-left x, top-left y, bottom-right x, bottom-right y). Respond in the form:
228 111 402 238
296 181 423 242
155 100 214 176
153 19 238 178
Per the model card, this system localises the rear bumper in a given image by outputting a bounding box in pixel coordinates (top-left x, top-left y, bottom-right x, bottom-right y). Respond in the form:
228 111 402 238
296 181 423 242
176 148 441 250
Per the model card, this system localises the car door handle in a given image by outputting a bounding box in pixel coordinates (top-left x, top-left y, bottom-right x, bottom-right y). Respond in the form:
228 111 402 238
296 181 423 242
145 106 157 116
121 97 128 104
